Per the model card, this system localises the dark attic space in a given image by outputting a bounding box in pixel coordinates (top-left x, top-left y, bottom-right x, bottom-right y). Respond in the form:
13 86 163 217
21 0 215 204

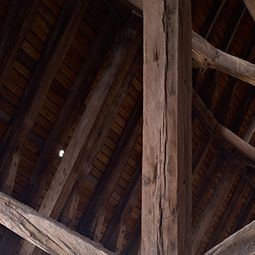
0 0 255 254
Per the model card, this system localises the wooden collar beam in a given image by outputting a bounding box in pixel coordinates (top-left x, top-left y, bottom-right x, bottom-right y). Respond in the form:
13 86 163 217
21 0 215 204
204 219 255 255
0 192 113 255
125 0 255 87
193 91 255 165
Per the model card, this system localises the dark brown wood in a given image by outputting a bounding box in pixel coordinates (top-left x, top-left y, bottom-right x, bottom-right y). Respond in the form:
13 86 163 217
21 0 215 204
22 12 119 205
193 134 214 177
244 0 255 21
0 0 90 187
206 6 246 109
60 185 80 229
192 93 255 254
122 217 141 255
192 153 224 221
193 91 255 164
78 99 142 240
0 0 40 90
102 162 141 251
143 0 192 254
49 18 142 222
19 15 142 254
206 175 247 249
125 1 255 88
204 219 255 255
0 192 114 255
192 164 240 255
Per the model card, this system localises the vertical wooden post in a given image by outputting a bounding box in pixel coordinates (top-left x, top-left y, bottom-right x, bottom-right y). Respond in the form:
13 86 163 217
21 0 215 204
142 0 192 254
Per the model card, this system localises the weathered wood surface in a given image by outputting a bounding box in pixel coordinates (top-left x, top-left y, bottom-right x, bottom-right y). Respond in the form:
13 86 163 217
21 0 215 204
125 0 255 87
0 0 40 90
192 31 255 87
243 0 255 21
143 0 192 254
192 163 239 254
0 0 89 186
0 192 114 255
204 220 255 255
0 13 118 255
193 91 255 164
102 162 141 251
18 15 141 254
22 13 118 205
78 102 142 240
192 92 255 254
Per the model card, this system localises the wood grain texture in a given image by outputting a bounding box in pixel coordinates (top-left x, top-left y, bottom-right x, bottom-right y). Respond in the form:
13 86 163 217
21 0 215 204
193 91 255 164
192 92 255 254
125 0 255 88
243 0 255 21
204 220 255 255
143 0 192 254
0 192 114 255
0 0 40 90
0 0 89 186
18 15 141 254
192 31 255 87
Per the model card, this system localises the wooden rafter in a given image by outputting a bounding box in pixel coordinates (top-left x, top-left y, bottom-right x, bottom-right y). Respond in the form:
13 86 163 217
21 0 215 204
204 220 255 255
78 99 142 240
192 92 255 254
192 31 255 87
0 0 90 191
0 192 113 255
243 0 255 21
206 174 248 249
22 12 118 205
0 0 40 90
18 15 141 254
50 17 141 222
0 13 119 254
193 91 255 164
125 0 255 88
102 162 141 251
143 0 192 254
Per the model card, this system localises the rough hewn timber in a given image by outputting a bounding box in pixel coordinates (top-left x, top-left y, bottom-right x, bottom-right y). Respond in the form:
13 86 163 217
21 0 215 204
204 220 255 255
192 31 255 87
126 0 255 88
0 0 89 188
243 0 255 21
143 0 192 254
78 99 142 240
102 162 141 251
0 192 114 255
21 12 118 206
193 91 255 164
18 15 141 254
0 0 40 90
192 92 255 254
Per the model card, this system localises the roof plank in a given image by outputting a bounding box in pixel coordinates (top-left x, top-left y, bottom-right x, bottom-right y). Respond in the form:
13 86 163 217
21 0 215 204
18 14 142 254
0 0 90 189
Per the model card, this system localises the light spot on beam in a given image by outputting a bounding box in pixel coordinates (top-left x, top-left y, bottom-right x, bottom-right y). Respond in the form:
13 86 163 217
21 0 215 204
58 150 65 158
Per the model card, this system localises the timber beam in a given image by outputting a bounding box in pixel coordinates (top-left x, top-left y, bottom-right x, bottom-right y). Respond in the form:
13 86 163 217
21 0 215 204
0 0 90 191
193 91 255 165
204 220 255 255
243 0 255 21
0 192 113 255
18 14 142 254
143 0 192 254
125 0 255 87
